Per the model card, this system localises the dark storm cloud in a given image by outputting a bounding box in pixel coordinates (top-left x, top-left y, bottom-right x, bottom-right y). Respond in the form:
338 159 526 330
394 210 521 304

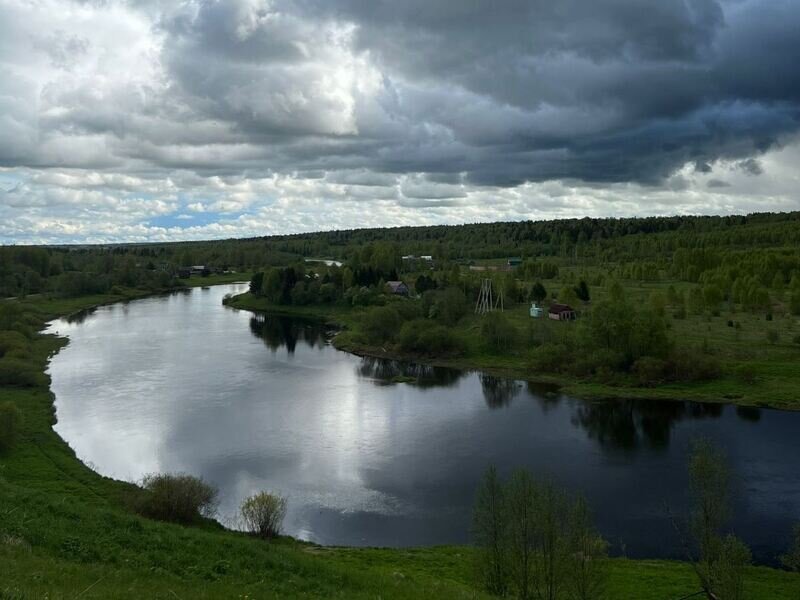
137 0 800 185
2 0 800 199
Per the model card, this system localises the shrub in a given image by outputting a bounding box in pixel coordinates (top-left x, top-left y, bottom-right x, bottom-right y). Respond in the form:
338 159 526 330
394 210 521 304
0 401 22 452
0 358 44 387
4 347 31 360
250 271 264 295
529 343 572 373
360 305 401 344
633 356 670 386
0 330 29 359
734 364 757 385
673 350 722 383
398 319 464 355
481 312 517 353
423 287 468 326
240 491 287 539
571 348 626 378
136 473 218 524
781 523 800 572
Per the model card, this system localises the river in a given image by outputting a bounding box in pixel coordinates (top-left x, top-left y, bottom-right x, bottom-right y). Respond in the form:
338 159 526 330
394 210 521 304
46 283 800 561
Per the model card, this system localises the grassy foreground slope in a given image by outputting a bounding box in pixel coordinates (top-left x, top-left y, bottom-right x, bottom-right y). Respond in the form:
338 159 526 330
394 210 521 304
0 283 798 598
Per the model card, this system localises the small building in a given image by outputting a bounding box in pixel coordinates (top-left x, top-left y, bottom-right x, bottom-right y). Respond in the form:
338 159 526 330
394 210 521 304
469 264 512 272
529 302 544 318
402 255 434 263
507 257 523 267
177 268 191 279
386 281 410 296
548 303 577 321
189 265 209 276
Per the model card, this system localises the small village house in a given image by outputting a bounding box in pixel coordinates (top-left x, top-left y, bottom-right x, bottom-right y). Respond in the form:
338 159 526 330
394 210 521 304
529 302 544 318
548 303 577 321
386 281 410 296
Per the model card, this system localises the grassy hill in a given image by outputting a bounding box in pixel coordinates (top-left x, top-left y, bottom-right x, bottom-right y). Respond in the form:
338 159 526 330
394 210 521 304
1 279 799 598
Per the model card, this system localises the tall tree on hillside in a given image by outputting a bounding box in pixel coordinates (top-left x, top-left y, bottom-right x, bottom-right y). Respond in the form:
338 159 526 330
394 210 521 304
686 439 751 600
575 280 591 302
472 466 508 596
530 281 547 303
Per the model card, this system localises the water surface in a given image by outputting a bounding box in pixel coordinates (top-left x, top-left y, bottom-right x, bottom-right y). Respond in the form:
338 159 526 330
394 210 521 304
47 284 800 561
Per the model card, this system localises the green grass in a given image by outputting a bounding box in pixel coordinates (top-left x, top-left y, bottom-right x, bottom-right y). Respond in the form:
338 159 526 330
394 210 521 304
1 283 798 598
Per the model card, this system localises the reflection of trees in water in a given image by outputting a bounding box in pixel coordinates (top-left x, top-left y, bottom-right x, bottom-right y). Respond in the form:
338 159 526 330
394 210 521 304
357 356 465 389
735 406 761 422
527 381 562 413
480 374 523 409
65 307 96 324
249 315 329 354
570 399 734 452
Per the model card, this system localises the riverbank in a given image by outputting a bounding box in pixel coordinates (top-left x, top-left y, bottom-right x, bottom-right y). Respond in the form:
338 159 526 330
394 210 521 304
1 283 798 598
226 291 800 411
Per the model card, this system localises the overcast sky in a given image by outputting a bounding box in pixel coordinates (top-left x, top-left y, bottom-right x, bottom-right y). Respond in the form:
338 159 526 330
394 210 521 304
1 0 799 244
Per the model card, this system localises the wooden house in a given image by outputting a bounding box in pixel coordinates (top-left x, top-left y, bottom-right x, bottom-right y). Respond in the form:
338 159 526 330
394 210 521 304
386 281 410 296
548 303 577 321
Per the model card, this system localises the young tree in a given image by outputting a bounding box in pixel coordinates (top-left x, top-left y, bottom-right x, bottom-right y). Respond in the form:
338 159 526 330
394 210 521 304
472 466 509 595
532 482 571 600
703 284 724 313
648 291 667 318
530 281 547 303
791 289 800 316
481 312 517 353
505 469 539 600
781 523 800 573
261 268 283 303
415 274 436 294
433 287 468 326
361 306 401 344
666 284 680 306
241 491 287 539
711 535 751 600
567 496 608 600
688 286 705 315
574 280 591 303
689 439 730 567
558 285 581 309
686 439 751 600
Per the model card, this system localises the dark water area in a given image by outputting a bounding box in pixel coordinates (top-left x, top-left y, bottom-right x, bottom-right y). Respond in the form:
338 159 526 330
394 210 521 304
46 284 800 562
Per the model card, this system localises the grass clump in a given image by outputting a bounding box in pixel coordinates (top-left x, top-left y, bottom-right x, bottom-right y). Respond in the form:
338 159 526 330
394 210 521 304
241 491 287 539
136 473 219 524
0 401 21 452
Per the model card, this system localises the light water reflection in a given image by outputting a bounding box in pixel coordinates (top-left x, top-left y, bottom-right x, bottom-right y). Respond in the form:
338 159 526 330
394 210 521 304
46 284 800 561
